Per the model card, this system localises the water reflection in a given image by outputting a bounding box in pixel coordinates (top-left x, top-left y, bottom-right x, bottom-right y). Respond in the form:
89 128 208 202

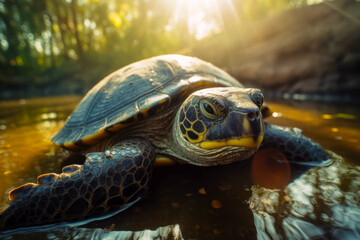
250 152 360 239
1 224 183 240
0 97 81 208
0 96 359 239
265 100 360 163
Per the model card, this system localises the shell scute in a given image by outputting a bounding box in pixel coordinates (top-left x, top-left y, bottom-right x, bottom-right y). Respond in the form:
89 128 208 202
52 55 243 149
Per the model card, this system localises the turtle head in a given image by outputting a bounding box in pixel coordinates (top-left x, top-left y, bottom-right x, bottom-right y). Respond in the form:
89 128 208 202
173 87 265 166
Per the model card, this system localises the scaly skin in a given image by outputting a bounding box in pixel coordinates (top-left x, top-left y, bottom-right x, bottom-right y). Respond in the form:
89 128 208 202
0 124 329 231
261 123 329 163
0 139 155 230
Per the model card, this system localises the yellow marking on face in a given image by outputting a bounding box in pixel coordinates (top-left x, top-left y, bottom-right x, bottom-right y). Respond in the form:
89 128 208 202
243 117 251 133
155 157 175 166
185 133 203 143
184 96 194 112
200 135 264 150
180 96 204 143
82 129 109 145
193 121 206 134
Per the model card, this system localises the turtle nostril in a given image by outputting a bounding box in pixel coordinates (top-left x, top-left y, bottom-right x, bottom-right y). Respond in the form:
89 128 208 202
247 111 260 121
247 112 256 121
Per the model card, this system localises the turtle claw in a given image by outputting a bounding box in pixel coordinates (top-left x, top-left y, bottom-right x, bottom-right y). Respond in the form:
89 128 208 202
9 184 37 201
0 139 155 230
62 165 82 173
37 173 58 185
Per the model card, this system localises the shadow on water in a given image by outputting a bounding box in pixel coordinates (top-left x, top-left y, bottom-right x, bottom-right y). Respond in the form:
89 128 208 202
0 96 359 239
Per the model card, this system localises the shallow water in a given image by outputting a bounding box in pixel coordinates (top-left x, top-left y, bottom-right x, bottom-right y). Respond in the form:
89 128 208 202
0 96 359 239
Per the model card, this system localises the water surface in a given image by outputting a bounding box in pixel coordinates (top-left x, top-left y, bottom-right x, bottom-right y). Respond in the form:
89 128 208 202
0 96 359 239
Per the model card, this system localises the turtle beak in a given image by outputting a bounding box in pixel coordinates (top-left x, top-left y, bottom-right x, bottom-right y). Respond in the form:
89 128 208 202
241 110 264 147
200 110 264 150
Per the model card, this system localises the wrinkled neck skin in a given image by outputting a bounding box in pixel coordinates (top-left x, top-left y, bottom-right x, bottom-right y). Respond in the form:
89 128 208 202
167 108 256 166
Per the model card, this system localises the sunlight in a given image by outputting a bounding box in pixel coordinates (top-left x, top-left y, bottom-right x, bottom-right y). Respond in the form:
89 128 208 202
173 0 223 40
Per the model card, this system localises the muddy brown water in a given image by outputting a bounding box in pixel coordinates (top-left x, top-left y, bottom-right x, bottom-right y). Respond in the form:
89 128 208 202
0 96 359 239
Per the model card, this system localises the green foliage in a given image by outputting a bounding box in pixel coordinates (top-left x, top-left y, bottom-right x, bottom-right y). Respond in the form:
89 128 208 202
0 0 322 97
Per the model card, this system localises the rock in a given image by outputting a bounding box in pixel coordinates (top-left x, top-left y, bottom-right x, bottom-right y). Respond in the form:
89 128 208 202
194 0 360 98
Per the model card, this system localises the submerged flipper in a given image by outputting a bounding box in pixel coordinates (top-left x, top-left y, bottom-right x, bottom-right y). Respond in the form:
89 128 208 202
0 139 155 230
261 123 329 164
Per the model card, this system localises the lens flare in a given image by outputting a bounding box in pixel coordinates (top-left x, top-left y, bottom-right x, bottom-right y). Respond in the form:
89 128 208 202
251 148 290 189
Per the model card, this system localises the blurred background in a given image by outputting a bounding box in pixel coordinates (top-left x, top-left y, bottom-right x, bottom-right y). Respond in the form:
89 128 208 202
0 0 359 101
0 1 360 238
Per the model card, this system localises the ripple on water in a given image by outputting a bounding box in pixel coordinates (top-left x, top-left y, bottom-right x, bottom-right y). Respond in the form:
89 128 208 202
0 96 359 239
250 152 360 239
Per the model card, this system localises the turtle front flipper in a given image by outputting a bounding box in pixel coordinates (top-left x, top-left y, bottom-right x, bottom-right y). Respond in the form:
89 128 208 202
261 123 329 165
0 139 155 231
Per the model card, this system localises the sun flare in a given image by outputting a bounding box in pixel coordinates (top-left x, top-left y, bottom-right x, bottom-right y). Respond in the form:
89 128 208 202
173 0 223 40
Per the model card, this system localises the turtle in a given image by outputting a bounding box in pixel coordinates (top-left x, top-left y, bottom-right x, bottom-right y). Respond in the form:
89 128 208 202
0 54 329 230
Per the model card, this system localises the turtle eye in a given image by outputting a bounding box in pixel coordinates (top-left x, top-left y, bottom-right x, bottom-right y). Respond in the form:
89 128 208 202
200 98 226 120
250 90 264 108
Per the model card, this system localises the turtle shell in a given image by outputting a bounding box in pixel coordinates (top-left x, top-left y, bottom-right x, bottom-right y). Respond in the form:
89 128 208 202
52 54 243 150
